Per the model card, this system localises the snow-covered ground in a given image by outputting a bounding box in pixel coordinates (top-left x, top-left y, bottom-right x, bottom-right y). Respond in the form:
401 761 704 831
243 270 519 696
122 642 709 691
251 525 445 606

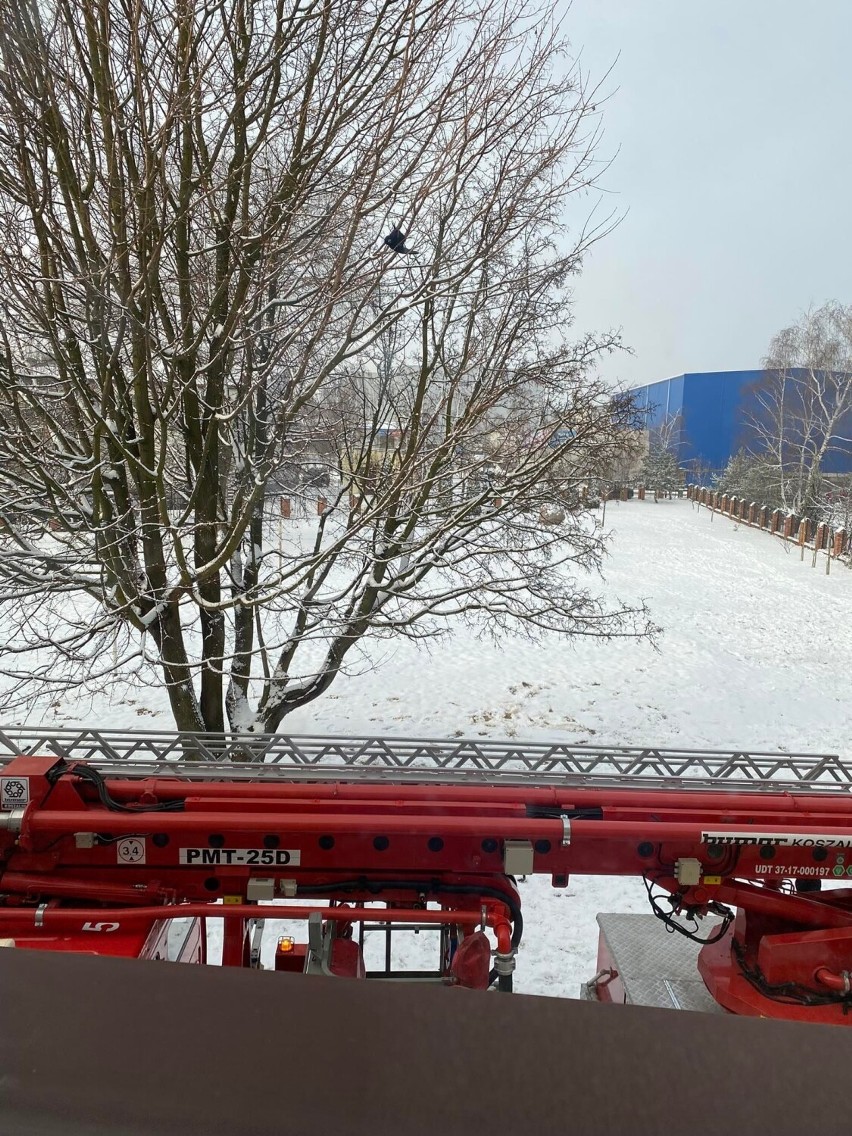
8 499 852 996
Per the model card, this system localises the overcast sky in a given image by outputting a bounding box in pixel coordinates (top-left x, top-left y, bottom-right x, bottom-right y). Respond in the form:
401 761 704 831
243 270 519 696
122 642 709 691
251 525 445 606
560 0 852 389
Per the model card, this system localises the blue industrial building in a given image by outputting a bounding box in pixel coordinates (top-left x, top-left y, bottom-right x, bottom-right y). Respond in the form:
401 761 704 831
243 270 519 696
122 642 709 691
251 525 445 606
629 370 852 476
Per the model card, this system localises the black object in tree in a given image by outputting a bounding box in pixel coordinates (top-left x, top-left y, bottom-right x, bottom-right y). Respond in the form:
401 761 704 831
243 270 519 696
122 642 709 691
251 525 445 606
384 226 415 254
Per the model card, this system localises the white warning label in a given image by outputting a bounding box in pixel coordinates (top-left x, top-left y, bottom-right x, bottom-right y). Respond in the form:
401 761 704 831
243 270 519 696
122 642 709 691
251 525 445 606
702 830 852 849
179 847 300 867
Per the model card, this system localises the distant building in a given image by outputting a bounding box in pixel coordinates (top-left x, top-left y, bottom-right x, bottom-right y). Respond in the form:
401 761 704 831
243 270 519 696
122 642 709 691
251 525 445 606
629 369 852 477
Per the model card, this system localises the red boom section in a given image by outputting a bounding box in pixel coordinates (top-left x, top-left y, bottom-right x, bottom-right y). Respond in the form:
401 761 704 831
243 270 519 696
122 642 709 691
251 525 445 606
3 754 852 1019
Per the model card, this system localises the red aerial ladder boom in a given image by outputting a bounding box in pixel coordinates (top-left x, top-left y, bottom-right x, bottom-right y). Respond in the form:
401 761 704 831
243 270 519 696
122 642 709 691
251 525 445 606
2 728 852 1022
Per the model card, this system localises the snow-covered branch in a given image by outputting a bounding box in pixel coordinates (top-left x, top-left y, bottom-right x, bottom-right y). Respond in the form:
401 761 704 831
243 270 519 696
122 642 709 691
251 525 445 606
0 0 651 735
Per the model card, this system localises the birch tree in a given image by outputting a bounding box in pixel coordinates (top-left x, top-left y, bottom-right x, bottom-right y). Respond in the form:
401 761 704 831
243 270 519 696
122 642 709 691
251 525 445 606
0 0 650 732
748 303 852 518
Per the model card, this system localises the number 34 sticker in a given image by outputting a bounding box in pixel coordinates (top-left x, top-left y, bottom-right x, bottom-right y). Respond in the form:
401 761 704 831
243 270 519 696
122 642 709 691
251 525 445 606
116 837 146 865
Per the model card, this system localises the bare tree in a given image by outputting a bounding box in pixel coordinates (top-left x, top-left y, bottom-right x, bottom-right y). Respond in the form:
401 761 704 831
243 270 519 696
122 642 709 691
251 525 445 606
747 303 852 518
0 0 651 733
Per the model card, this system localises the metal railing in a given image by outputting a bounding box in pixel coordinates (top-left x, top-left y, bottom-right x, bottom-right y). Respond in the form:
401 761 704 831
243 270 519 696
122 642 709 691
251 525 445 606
0 726 849 793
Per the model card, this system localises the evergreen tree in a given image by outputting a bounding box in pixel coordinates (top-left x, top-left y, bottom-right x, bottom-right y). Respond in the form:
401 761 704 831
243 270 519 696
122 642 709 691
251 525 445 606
641 446 681 498
714 451 782 507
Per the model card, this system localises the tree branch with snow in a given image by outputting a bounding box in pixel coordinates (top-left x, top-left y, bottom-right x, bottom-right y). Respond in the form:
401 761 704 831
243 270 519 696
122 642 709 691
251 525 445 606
0 0 653 735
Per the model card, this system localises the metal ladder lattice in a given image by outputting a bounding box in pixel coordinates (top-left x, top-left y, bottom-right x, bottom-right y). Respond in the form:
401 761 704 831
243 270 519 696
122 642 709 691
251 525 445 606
0 727 848 793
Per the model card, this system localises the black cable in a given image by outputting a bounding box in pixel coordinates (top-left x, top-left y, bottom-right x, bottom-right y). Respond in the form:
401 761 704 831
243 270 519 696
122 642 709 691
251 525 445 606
47 760 184 813
643 874 733 945
295 877 523 988
93 833 150 844
525 806 604 821
732 940 852 1010
295 878 523 947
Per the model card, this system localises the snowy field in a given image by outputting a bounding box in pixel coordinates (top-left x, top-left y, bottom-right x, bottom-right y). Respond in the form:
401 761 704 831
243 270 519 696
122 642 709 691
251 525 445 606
7 498 852 997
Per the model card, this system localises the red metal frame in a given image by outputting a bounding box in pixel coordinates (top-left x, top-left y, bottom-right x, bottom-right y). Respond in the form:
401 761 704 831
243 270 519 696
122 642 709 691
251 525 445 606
4 755 852 1017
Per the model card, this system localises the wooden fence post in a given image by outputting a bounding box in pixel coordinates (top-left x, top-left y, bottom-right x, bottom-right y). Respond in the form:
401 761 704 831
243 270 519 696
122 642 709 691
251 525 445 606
278 496 291 552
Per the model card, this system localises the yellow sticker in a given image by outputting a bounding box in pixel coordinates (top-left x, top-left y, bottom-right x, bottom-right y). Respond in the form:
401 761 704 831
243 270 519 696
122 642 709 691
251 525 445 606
703 875 722 886
223 895 243 905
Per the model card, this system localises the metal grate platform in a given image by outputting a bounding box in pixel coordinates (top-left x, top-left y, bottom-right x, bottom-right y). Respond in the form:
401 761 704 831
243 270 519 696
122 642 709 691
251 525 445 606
0 726 849 792
588 914 724 1013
